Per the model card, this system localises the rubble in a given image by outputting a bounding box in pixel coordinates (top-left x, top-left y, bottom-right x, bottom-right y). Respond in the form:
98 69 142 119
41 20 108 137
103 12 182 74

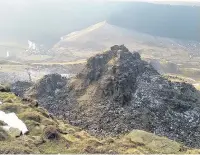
23 45 200 148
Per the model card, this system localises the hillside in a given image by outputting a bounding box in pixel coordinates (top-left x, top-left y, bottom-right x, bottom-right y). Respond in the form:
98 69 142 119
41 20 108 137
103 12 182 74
52 21 200 81
0 1 199 63
22 45 200 148
2 85 200 154
0 1 199 47
52 21 139 60
108 2 200 42
1 1 200 153
52 21 191 60
53 21 183 53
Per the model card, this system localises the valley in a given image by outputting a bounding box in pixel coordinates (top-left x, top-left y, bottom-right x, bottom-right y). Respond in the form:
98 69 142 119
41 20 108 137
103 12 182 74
1 21 200 90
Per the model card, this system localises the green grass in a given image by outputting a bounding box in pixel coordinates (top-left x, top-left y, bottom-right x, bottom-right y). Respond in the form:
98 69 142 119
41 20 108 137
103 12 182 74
0 92 198 154
124 130 183 154
0 92 21 103
0 103 28 114
32 59 87 65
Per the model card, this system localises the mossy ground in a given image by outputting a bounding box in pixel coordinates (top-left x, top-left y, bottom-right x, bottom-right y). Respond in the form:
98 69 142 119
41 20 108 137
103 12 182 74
0 92 199 154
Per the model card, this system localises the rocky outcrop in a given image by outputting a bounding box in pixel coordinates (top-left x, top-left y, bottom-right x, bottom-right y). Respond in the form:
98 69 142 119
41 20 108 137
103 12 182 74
11 81 33 97
25 45 200 148
24 74 71 117
25 74 67 98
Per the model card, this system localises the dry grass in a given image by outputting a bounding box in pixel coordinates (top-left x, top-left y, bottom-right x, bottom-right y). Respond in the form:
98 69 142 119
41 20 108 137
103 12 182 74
0 92 199 154
0 64 28 73
32 59 87 65
194 83 200 90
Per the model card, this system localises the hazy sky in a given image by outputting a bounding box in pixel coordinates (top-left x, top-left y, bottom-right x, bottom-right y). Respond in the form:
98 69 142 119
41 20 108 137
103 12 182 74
0 0 199 45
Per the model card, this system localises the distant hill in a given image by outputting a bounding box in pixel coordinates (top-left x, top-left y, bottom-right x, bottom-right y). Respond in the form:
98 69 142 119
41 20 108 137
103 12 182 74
52 21 140 55
108 2 200 42
0 1 199 48
52 21 178 54
0 1 199 60
52 21 197 61
0 0 113 46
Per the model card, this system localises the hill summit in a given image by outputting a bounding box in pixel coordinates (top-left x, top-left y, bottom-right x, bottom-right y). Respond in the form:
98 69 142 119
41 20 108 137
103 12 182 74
22 45 200 148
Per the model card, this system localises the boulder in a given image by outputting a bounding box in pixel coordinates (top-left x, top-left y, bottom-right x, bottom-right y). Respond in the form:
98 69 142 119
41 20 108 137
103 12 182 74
0 127 10 141
7 127 22 138
11 81 32 97
43 125 60 140
126 130 183 154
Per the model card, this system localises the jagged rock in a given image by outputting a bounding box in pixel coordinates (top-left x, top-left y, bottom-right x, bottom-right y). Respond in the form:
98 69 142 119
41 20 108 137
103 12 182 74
24 74 69 116
25 45 200 148
11 81 33 97
25 74 67 98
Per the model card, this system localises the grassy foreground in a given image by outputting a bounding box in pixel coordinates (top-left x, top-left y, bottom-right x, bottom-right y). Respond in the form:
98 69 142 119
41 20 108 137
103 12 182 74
0 91 199 154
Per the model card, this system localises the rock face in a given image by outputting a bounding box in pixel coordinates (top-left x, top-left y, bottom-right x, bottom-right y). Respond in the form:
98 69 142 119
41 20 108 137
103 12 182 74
25 45 200 148
23 74 69 116
11 81 33 97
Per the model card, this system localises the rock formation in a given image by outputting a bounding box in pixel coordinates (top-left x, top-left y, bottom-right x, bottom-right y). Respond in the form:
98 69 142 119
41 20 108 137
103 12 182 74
21 45 200 148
